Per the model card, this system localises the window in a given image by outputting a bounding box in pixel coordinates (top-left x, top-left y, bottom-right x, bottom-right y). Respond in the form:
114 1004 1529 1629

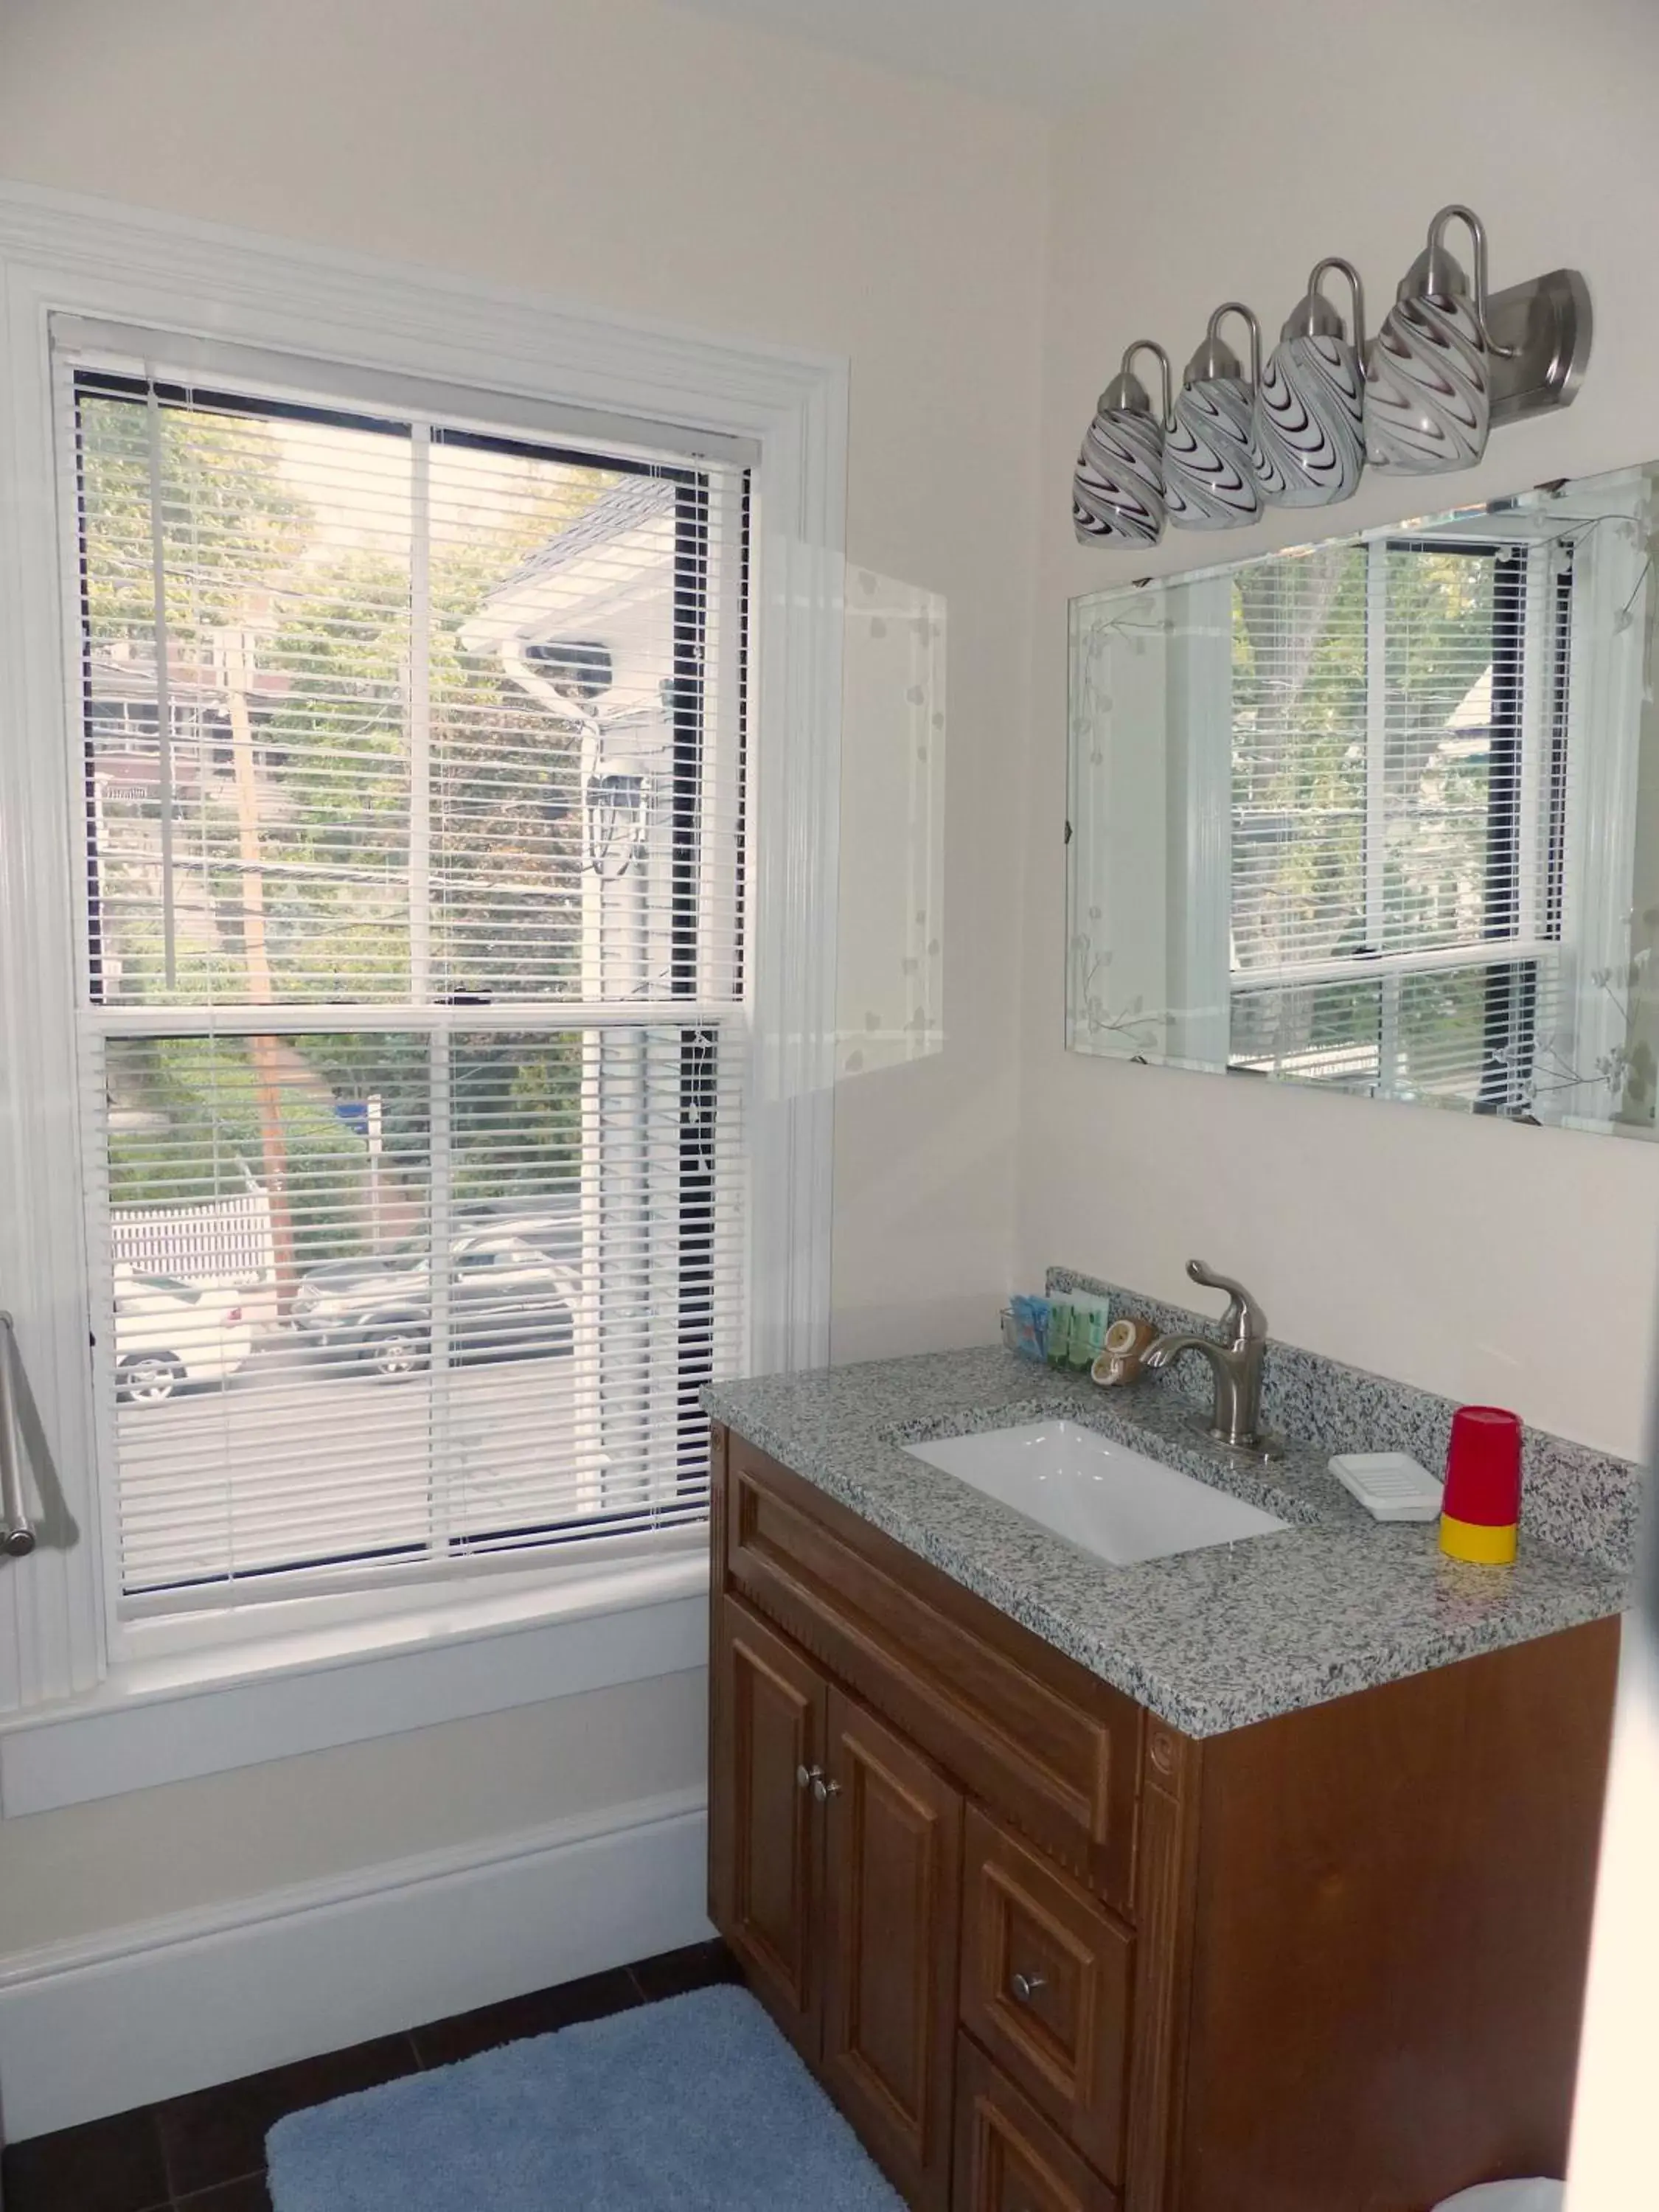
66 341 748 1614
1226 533 1571 1112
0 195 836 1762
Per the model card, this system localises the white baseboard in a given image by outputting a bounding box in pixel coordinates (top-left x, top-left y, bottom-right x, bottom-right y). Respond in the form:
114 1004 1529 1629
0 1784 712 2142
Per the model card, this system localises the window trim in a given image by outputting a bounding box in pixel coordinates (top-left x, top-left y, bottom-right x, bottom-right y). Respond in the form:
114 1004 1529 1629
1549 487 1652 1125
0 181 844 1773
52 315 762 472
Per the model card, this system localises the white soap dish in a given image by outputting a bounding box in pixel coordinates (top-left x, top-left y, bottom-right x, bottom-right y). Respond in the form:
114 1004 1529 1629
1329 1450 1444 1523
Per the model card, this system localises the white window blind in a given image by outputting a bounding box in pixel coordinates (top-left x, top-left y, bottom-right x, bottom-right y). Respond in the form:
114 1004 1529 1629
1227 533 1572 1110
60 341 748 1610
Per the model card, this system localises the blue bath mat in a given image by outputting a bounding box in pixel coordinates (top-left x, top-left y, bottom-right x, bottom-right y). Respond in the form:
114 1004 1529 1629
266 1983 904 2211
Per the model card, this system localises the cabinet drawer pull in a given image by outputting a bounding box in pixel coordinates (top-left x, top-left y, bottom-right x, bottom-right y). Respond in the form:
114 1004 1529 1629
797 1764 823 1790
812 1775 843 1802
1009 1970 1046 2003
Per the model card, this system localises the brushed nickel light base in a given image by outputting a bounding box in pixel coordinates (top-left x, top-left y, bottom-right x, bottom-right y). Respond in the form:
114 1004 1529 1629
1486 268 1593 426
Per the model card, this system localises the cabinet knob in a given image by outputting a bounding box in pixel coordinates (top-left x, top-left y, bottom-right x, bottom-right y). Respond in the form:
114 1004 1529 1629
796 1764 823 1790
812 1775 842 1802
1009 1970 1046 2003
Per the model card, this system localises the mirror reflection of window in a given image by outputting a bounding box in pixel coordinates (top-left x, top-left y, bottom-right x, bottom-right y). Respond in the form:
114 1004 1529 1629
1067 462 1659 1140
1227 535 1568 1115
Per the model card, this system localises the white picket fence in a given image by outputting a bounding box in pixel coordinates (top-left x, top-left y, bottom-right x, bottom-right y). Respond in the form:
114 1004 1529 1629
111 1184 276 1290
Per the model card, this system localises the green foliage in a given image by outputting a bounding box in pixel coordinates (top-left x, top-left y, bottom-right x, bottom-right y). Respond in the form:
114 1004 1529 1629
1231 543 1368 970
1231 541 1502 969
253 509 597 1001
259 546 415 1001
80 395 311 641
90 393 612 1248
109 1036 377 1269
110 1025 580 1265
425 533 590 1000
450 1035 584 1206
1380 548 1498 953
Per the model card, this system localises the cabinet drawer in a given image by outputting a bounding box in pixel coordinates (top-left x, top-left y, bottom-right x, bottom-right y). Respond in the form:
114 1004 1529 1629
961 1806 1133 2187
725 1434 1141 1910
953 2034 1120 2212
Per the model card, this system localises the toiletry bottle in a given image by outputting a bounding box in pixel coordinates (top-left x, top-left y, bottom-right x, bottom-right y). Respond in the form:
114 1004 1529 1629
1069 1298 1108 1371
1046 1299 1075 1369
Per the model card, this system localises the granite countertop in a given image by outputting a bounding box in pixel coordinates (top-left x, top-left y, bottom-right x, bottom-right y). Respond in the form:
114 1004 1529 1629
703 1346 1632 1739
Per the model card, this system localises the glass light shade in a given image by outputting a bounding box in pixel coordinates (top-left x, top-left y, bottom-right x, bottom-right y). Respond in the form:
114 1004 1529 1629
1256 333 1366 507
1363 215 1496 476
1073 347 1171 549
1163 375 1265 529
1364 290 1489 473
1072 405 1166 548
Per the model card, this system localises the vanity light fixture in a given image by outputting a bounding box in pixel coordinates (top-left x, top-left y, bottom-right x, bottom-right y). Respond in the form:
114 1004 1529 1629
1072 340 1173 549
1257 258 1367 507
1076 203 1592 541
1163 304 1274 529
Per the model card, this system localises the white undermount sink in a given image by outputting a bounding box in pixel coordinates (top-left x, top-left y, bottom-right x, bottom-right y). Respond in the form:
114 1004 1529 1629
904 1419 1289 1567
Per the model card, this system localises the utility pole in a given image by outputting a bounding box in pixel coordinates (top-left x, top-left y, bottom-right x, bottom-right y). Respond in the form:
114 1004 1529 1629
219 626 299 1311
367 1091 384 1253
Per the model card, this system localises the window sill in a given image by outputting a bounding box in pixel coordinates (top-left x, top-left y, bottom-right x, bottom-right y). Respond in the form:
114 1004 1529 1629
0 1544 711 1817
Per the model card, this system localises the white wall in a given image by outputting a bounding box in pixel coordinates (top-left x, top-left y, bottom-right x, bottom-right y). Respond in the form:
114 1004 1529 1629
1023 0 1659 1459
0 0 1046 1956
0 1672 708 1956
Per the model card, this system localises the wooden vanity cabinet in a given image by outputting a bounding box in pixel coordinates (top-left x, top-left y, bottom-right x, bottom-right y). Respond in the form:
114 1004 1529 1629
708 1426 1619 2212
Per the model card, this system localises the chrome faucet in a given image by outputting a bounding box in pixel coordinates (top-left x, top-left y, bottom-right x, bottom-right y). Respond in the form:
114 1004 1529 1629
1143 1260 1279 1458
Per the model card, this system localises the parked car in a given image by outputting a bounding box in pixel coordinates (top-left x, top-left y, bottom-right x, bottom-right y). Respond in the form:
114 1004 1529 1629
291 1231 577 1379
453 1198 581 1267
114 1270 254 1405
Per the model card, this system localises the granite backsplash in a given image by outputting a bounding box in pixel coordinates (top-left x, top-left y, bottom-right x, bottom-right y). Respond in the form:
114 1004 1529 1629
1048 1266 1644 1577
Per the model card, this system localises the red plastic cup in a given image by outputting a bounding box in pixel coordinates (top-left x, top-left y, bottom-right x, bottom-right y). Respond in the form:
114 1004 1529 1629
1440 1405 1522 1564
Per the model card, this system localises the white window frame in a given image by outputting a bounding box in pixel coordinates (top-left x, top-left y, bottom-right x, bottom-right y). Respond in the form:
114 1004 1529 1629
62 341 751 1653
0 181 845 1811
1544 475 1651 1126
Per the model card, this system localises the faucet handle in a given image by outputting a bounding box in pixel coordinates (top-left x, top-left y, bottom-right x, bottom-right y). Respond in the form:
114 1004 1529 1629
1186 1260 1266 1348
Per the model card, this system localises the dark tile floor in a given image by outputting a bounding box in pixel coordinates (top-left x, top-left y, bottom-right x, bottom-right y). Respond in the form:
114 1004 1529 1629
1 1939 741 2212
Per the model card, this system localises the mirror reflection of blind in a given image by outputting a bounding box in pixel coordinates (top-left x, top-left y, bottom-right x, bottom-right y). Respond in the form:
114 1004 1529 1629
64 345 748 1607
1228 535 1572 1113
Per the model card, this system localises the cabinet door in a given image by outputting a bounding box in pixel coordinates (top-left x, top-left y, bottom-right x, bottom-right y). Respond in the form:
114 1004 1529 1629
822 1684 964 2211
710 1596 827 2061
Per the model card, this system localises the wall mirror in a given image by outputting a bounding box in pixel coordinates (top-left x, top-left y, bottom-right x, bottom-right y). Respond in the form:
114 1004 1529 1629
1067 462 1659 1138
